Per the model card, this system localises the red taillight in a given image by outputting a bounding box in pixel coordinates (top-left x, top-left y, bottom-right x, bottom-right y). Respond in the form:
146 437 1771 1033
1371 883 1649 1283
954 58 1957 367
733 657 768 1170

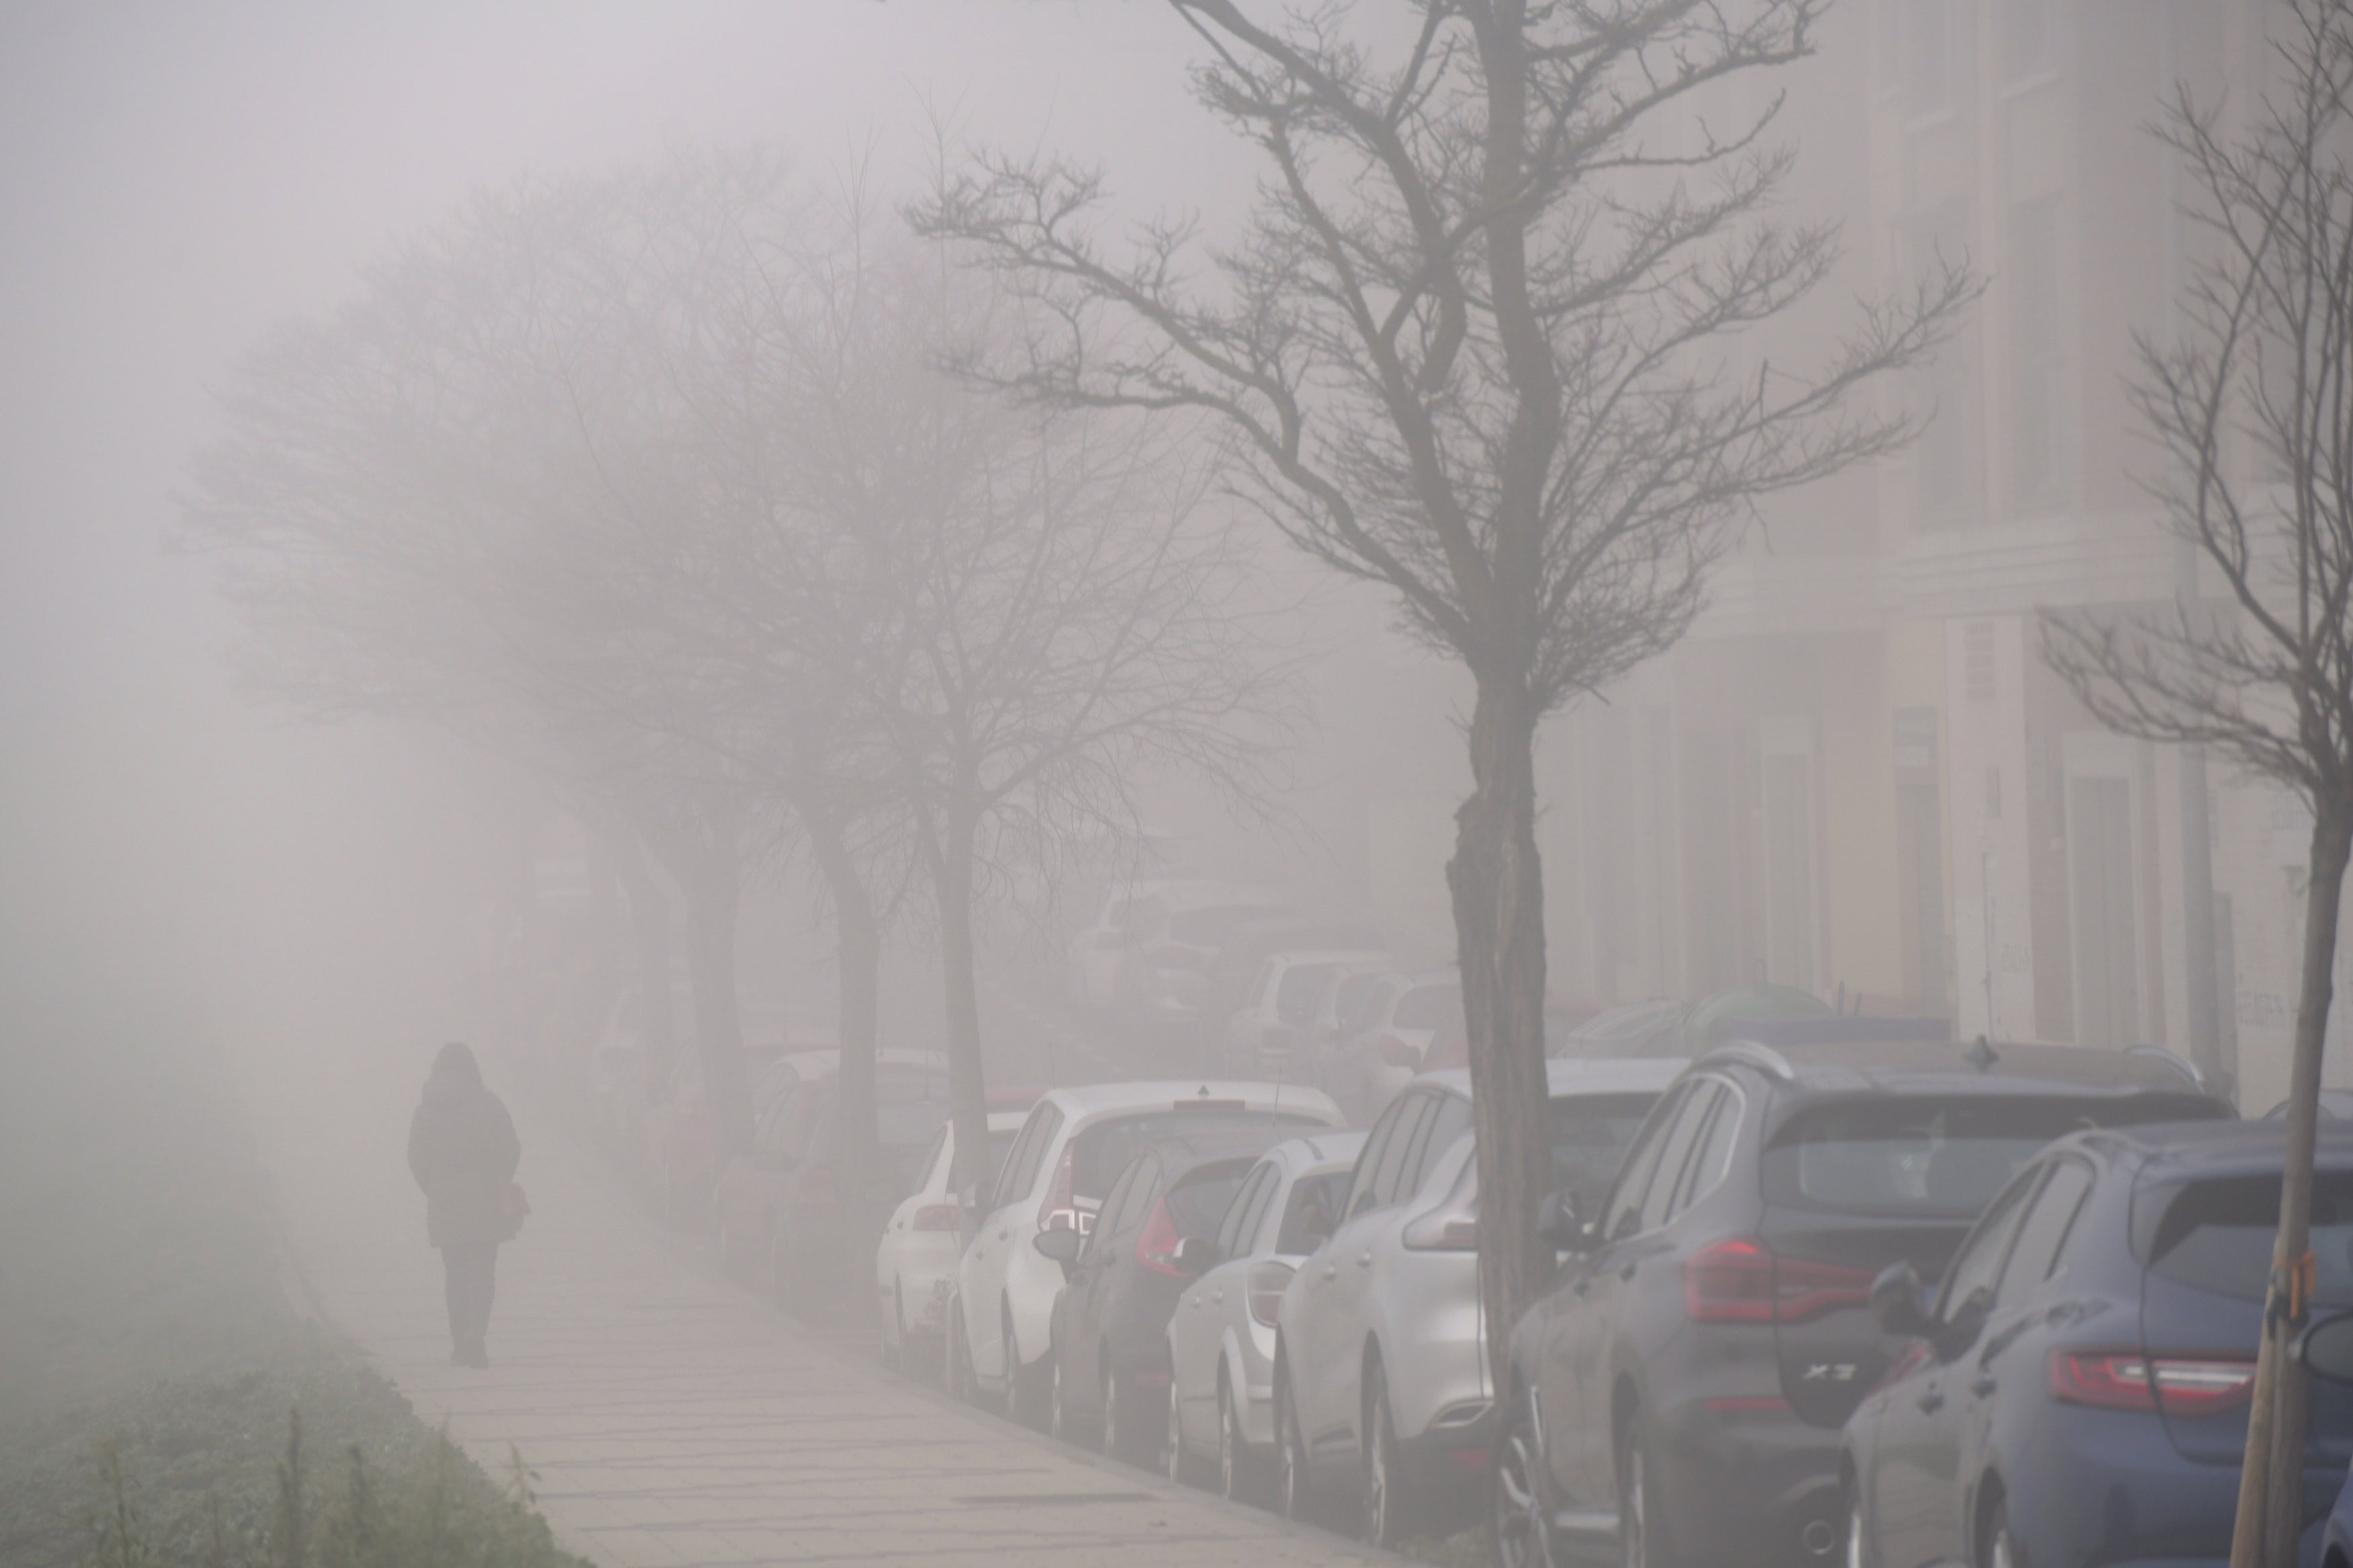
1137 1197 1185 1276
911 1204 959 1232
1684 1238 1872 1325
2050 1352 2254 1415
1246 1260 1294 1327
1040 1144 1084 1234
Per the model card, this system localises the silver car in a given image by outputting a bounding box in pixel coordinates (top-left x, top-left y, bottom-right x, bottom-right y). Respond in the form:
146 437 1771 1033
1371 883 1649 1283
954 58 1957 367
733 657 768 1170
1273 1058 1681 1546
1164 1130 1366 1500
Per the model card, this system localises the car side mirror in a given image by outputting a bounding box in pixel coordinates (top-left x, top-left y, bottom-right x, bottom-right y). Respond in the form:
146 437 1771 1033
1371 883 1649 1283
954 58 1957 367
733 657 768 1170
1033 1227 1084 1268
1869 1262 1937 1341
1538 1190 1589 1253
1175 1235 1217 1278
2299 1313 2353 1382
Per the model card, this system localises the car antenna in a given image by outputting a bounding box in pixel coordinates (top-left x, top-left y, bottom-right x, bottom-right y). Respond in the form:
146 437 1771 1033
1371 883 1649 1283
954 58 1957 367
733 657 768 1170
1964 1035 1999 1073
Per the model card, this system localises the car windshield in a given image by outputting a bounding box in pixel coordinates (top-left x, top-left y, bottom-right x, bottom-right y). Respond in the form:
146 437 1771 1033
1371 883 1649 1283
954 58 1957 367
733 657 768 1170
1550 1094 1661 1210
1275 1171 1351 1255
1765 1096 2194 1219
1168 1162 1254 1235
1275 962 1341 1024
2145 1171 2353 1305
1395 984 1463 1033
1071 1110 1327 1202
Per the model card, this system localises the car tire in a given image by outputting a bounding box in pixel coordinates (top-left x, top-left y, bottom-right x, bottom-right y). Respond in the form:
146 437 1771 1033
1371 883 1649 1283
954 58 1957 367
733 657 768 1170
1166 1380 1196 1486
1006 1305 1051 1430
1843 1477 1873 1568
1494 1393 1554 1568
1103 1360 1133 1463
1218 1373 1259 1504
1277 1360 1313 1522
1980 1496 2018 1568
1361 1361 1412 1549
1616 1412 1681 1568
1050 1349 1076 1443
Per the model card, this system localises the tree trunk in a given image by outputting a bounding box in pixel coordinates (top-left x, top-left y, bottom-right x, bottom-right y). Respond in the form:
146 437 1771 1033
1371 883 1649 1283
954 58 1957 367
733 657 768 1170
933 806 994 1214
2233 800 2352 1568
811 815 883 1280
611 831 676 1065
682 854 754 1155
1447 675 1554 1392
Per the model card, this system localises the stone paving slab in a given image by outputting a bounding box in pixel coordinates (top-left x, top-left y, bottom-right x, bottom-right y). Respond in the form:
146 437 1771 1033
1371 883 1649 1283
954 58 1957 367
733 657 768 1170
249 1055 1390 1568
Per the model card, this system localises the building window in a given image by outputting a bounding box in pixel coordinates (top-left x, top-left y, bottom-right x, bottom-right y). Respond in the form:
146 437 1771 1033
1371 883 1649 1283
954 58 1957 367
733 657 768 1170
2003 0 2057 82
2008 195 2065 509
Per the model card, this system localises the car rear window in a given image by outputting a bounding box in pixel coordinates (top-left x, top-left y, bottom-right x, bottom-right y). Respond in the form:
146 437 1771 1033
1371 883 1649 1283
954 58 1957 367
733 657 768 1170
1550 1094 1660 1209
1072 1111 1327 1200
1765 1096 2211 1219
1169 1161 1254 1235
1396 985 1464 1033
2143 1171 2353 1305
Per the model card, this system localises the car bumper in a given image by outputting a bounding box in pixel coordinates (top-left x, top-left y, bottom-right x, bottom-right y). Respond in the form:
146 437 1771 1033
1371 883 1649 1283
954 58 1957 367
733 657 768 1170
2005 1407 2337 1568
1642 1399 1845 1567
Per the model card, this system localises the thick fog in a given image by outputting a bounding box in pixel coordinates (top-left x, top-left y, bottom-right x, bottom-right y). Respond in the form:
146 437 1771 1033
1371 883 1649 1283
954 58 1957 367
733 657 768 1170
9 6 2351 1568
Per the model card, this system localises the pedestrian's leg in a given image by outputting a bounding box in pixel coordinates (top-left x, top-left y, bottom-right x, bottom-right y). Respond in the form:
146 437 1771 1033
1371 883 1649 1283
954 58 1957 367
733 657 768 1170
473 1242 500 1355
440 1245 469 1362
448 1244 492 1365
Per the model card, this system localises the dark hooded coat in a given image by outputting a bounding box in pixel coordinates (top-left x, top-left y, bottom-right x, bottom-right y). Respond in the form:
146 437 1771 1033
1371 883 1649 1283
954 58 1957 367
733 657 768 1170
407 1054 522 1249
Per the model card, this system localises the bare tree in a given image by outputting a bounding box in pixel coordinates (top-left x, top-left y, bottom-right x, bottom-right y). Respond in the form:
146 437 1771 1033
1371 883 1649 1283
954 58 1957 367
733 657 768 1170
915 0 1968 1370
2041 7 2353 1561
746 233 1291 1225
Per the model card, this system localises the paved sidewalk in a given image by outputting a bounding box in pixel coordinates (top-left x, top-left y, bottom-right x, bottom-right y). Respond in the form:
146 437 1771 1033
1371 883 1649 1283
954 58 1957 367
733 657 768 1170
251 1052 1384 1568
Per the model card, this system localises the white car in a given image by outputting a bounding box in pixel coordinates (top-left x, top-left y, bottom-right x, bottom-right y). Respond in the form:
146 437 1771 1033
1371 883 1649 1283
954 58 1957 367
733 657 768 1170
949 1080 1346 1426
1218 950 1392 1079
875 1108 1029 1372
1318 967 1464 1124
1274 1058 1680 1546
1165 1130 1366 1500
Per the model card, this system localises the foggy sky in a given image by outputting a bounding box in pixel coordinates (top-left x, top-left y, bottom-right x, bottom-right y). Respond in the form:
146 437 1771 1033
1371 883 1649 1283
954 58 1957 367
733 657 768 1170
0 2 1256 1040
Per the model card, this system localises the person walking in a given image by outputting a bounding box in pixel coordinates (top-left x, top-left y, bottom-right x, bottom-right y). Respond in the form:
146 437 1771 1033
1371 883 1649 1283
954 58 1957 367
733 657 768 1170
407 1041 522 1367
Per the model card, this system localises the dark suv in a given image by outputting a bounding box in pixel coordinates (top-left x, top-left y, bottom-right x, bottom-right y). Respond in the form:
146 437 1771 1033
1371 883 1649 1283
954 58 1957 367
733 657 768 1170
1492 1038 2227 1568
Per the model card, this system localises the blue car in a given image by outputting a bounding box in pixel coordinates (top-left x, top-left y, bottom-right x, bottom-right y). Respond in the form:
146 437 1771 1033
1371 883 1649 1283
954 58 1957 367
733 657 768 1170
1841 1119 2353 1568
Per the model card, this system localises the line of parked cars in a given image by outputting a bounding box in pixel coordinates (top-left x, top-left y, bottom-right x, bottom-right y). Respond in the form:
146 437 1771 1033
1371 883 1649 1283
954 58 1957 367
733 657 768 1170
588 966 2353 1568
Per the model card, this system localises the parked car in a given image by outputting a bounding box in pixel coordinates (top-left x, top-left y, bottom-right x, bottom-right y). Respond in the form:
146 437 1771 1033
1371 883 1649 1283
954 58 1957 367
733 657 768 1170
949 1081 1347 1426
1039 1128 1298 1461
875 1106 1029 1373
1218 948 1391 1080
1166 1130 1366 1500
1278 1058 1681 1546
2301 1311 2353 1568
1117 895 1298 1040
1492 1038 2229 1568
1314 967 1464 1124
1068 879 1277 1014
1841 1117 2353 1568
2267 1088 2353 1119
711 1057 955 1314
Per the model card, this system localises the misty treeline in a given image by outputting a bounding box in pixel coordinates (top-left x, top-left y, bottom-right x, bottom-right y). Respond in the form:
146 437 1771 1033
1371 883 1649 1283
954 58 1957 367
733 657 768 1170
181 153 1286 1208
184 0 1964 1346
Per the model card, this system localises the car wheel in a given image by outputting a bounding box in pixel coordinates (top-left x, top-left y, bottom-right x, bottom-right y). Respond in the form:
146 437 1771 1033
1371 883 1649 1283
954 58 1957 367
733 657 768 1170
1166 1380 1194 1486
1617 1413 1680 1568
1102 1362 1130 1461
1980 1497 2018 1568
1218 1374 1257 1504
1362 1361 1411 1549
1277 1361 1313 1522
948 1305 978 1406
1050 1349 1075 1442
1843 1478 1872 1568
1494 1394 1553 1568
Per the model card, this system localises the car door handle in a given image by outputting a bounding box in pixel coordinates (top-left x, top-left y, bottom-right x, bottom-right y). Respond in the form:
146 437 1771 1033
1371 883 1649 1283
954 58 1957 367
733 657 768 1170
996 1229 1010 1241
1211 1290 1224 1306
1323 1263 1338 1281
1617 1262 1636 1282
1970 1374 1997 1398
1357 1251 1373 1268
1915 1389 1945 1413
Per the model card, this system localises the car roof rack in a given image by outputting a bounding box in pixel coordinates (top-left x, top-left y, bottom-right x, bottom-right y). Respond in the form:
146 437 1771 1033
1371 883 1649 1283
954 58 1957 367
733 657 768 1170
2125 1042 2207 1091
1697 1040 1798 1083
